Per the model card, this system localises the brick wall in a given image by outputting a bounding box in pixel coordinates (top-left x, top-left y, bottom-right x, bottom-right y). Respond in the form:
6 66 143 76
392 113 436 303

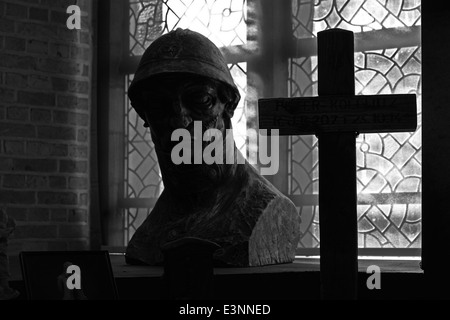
0 0 94 254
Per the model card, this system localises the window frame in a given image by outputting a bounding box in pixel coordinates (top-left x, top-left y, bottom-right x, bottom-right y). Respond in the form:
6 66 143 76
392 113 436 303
99 0 422 257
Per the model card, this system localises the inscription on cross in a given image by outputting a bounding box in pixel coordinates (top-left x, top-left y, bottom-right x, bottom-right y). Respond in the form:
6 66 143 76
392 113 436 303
258 29 417 299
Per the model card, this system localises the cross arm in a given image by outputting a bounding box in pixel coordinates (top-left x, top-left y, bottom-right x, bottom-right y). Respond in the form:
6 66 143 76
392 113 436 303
259 94 417 135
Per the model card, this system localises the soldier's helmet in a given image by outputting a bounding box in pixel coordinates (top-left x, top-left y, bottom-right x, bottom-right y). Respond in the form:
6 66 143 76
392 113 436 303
127 28 241 123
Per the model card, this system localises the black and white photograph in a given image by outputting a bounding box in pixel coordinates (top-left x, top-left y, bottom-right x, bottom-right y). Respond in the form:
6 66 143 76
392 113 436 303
0 0 447 311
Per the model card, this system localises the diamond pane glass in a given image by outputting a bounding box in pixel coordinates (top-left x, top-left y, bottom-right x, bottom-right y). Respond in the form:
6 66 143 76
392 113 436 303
297 205 320 248
125 75 164 200
292 0 421 39
129 0 247 56
124 207 152 244
290 0 421 251
229 62 248 156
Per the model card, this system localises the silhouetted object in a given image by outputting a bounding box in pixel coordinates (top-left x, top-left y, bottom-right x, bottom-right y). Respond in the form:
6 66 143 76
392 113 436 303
258 29 417 299
0 209 19 300
161 237 220 299
125 28 301 267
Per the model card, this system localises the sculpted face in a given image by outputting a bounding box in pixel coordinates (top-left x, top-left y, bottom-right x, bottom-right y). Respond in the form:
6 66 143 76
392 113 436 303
141 74 233 158
139 74 235 194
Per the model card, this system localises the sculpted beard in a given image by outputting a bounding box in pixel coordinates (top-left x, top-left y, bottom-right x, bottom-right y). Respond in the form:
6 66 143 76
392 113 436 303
156 117 234 196
141 76 238 197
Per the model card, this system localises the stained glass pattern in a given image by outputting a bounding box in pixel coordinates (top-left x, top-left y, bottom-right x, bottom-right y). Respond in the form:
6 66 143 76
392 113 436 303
355 46 421 248
290 0 421 251
229 62 249 156
123 0 422 250
124 207 152 244
297 205 320 248
124 75 161 243
357 204 421 248
292 0 421 39
124 75 164 200
129 0 247 56
288 56 319 197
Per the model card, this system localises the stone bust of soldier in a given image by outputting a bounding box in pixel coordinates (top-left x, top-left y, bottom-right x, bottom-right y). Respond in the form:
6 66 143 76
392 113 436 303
126 28 301 267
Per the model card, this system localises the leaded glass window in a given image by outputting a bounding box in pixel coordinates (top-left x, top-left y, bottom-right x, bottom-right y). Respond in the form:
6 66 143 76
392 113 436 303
289 0 421 254
121 0 421 255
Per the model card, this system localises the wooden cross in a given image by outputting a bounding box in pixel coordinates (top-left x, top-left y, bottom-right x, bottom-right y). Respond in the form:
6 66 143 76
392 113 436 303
258 29 417 299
